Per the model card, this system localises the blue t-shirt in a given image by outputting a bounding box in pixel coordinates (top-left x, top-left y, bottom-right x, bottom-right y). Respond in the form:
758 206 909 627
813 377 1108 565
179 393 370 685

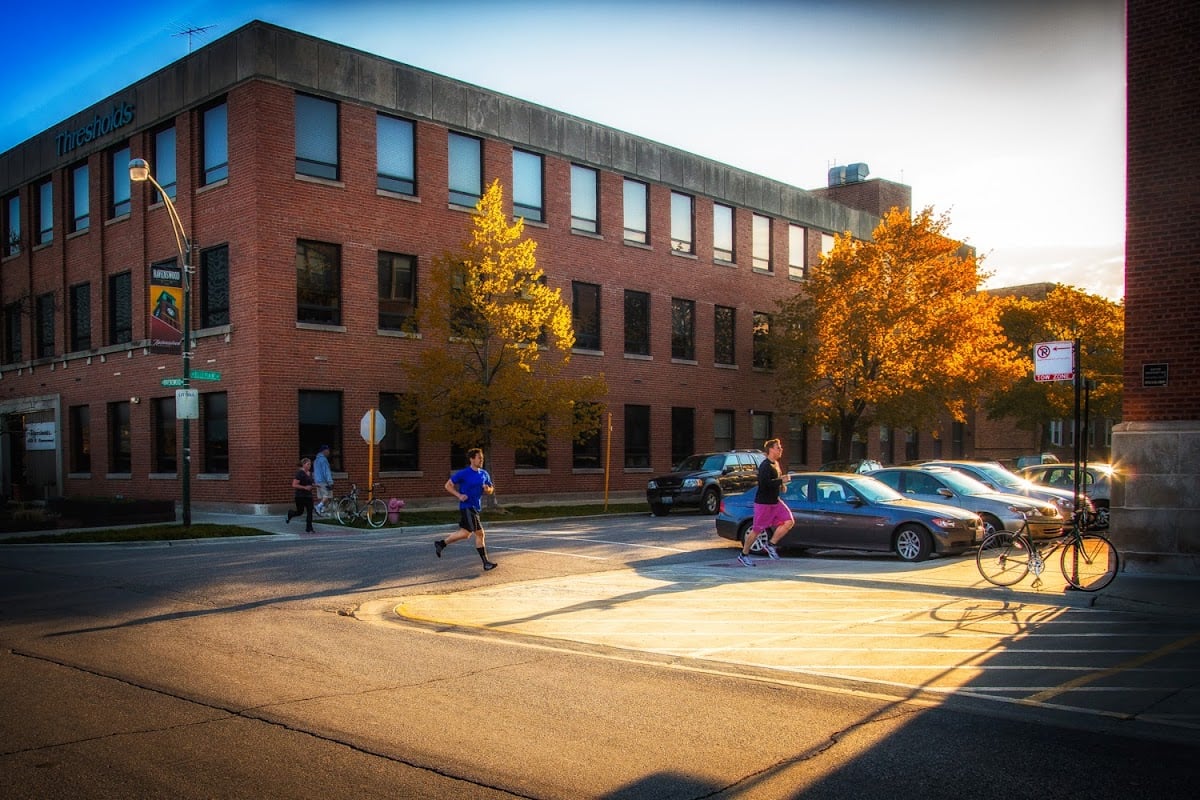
450 465 493 511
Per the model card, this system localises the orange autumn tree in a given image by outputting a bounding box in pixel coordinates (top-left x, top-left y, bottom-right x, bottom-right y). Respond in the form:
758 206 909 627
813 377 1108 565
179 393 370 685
987 284 1124 435
396 179 606 461
774 206 1022 460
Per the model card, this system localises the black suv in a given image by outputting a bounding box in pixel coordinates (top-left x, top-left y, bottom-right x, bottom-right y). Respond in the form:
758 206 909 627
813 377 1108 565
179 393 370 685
646 450 765 516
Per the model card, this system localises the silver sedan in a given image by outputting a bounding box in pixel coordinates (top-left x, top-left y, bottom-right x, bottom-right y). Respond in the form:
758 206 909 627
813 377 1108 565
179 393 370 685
869 466 1064 538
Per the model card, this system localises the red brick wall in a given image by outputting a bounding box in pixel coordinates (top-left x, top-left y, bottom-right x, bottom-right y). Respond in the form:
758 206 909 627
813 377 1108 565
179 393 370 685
1124 0 1200 421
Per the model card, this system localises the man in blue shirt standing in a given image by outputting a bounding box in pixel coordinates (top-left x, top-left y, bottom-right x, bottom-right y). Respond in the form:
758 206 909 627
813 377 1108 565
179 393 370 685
434 448 497 571
313 444 334 515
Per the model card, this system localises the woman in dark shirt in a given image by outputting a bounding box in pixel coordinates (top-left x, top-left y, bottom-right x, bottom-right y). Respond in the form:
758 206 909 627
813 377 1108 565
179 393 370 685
286 457 316 532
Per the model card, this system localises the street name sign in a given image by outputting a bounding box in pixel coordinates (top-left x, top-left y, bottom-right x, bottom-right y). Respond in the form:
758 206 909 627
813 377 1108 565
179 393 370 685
191 370 222 381
160 377 185 387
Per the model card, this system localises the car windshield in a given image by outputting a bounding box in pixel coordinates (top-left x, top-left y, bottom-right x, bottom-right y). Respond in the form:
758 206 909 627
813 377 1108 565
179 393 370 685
846 475 904 503
970 463 1028 490
674 454 724 472
931 470 994 495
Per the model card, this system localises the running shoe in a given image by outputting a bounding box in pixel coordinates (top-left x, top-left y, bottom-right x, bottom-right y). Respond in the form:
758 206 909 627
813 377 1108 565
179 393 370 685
736 553 756 567
434 539 446 558
761 539 780 560
483 561 498 571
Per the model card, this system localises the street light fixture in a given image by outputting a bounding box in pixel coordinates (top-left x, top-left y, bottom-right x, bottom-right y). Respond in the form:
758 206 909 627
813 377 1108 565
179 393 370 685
129 158 192 526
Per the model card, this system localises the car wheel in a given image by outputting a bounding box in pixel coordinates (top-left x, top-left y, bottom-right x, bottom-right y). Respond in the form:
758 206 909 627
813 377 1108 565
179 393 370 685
894 524 932 562
980 514 1004 538
1095 504 1110 528
650 503 671 517
738 522 766 554
701 488 721 515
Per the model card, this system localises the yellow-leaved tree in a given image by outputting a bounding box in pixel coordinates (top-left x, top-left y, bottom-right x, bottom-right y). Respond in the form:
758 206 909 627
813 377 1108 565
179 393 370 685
396 179 607 464
987 284 1124 433
774 206 1023 459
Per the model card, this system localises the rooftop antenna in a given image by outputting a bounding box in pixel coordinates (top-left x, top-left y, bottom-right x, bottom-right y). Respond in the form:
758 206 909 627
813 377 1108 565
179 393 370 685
173 23 216 53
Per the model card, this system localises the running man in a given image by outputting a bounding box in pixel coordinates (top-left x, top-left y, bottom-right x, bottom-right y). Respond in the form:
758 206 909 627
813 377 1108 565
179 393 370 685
434 448 497 571
738 438 794 566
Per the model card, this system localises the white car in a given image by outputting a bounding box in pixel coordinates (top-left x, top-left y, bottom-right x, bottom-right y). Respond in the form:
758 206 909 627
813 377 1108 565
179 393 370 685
924 460 1096 527
1017 463 1115 529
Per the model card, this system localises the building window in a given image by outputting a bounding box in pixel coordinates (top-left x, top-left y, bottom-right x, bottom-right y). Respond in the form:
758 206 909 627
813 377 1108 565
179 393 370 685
35 293 54 359
70 162 89 232
108 271 132 345
821 426 838 464
1049 419 1064 446
448 132 482 207
788 224 807 279
670 192 694 253
110 144 131 218
153 126 177 202
713 203 734 262
201 245 230 328
573 401 603 469
905 428 920 462
153 396 176 473
671 298 695 361
623 289 650 356
108 401 131 474
298 391 342 467
880 426 894 464
295 93 339 180
36 180 53 245
515 416 548 470
572 281 601 351
377 114 415 195
379 252 417 331
714 410 734 452
714 305 736 365
570 165 598 233
752 214 771 271
70 405 91 473
821 232 835 257
671 407 694 466
202 101 229 185
3 303 21 364
752 411 773 443
3 193 18 255
379 392 419 471
512 149 543 222
752 311 772 369
788 416 808 466
203 392 229 473
623 179 648 244
296 240 341 325
69 283 90 352
624 404 650 468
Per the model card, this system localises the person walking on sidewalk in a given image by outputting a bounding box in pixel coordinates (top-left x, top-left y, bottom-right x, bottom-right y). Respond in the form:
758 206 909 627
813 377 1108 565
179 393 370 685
739 438 794 566
434 448 497 571
312 444 334 515
286 457 317 533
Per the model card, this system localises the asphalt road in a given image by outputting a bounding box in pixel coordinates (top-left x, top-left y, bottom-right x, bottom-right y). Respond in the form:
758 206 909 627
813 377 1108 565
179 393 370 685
1 512 1197 799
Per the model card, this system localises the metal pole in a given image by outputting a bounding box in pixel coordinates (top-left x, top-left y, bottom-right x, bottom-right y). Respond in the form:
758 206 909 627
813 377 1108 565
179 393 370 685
182 240 192 526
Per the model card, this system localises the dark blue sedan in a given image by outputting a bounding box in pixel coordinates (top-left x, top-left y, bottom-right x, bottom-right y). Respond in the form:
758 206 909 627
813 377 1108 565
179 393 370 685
715 472 984 562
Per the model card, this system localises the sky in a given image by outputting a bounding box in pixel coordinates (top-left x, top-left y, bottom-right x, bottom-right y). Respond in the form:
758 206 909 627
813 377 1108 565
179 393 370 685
2 0 1127 300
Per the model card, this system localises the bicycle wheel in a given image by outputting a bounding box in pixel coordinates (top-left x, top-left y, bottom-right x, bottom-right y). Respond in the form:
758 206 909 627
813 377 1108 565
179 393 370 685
1060 533 1119 591
335 497 357 526
364 498 388 528
976 531 1032 586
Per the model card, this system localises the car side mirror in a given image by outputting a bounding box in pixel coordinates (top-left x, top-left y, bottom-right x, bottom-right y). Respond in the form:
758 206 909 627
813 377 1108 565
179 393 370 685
937 488 954 498
846 496 863 506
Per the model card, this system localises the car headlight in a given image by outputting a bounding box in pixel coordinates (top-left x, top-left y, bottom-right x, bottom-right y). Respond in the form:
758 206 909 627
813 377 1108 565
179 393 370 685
682 478 702 489
1055 497 1074 511
930 517 962 529
647 480 658 489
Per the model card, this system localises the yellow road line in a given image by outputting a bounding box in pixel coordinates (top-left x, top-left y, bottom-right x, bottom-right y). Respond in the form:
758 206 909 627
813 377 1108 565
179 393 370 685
1027 631 1200 703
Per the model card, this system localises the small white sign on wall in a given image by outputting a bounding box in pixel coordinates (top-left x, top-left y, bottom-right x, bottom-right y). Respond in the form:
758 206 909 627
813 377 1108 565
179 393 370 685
25 421 56 450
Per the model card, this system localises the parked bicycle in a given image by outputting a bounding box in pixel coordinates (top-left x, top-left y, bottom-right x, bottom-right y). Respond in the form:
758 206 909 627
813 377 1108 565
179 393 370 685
335 481 388 528
975 510 1119 591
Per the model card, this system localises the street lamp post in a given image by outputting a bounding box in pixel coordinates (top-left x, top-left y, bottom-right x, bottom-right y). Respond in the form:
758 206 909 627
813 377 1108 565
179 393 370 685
129 158 192 526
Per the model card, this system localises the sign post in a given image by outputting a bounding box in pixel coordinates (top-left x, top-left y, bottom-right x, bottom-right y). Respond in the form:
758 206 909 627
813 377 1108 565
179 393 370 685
360 409 386 500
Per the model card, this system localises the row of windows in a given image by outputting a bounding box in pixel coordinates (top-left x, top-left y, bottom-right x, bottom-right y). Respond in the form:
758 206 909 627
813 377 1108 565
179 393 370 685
1 245 229 365
2 103 225 254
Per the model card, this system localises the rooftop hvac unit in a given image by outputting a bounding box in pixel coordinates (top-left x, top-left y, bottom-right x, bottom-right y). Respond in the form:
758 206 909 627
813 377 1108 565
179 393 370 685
827 163 870 186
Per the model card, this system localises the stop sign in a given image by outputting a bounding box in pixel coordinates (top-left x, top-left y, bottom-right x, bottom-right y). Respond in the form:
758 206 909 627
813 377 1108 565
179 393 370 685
360 409 386 443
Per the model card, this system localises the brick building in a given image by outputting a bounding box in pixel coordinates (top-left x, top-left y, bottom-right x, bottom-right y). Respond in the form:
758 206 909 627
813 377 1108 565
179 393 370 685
1113 0 1200 567
2 20 980 513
